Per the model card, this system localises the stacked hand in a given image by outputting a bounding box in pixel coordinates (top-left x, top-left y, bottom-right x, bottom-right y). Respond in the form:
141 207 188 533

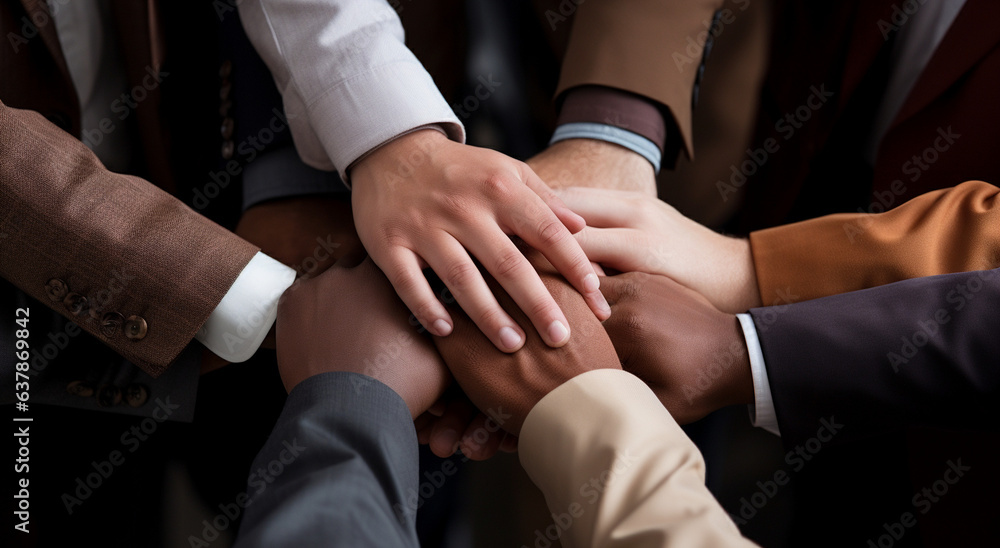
556 187 762 313
351 130 611 352
599 272 754 424
276 256 449 418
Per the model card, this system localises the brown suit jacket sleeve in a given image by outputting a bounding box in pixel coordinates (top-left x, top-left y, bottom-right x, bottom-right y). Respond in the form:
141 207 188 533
0 101 259 376
750 181 1000 306
557 0 725 160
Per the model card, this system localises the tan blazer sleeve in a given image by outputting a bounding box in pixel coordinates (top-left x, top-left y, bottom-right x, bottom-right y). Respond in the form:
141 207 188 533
557 0 726 159
0 101 259 376
519 369 758 548
749 181 1000 306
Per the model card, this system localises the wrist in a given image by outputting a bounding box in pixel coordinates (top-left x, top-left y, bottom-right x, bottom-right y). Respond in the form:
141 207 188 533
724 237 762 312
529 138 656 195
711 315 755 409
350 128 448 186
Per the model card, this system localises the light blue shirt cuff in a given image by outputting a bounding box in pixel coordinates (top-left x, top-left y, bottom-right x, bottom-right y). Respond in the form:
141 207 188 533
737 313 780 436
242 145 348 211
549 122 662 173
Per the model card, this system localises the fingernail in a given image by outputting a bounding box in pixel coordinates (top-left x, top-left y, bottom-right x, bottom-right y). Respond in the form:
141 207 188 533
583 273 600 293
499 326 522 350
433 319 452 336
598 297 611 317
547 320 570 344
439 429 460 452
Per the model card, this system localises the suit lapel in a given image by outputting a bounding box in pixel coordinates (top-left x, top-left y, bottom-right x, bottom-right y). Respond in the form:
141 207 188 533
890 0 1000 131
19 0 75 97
836 1 896 111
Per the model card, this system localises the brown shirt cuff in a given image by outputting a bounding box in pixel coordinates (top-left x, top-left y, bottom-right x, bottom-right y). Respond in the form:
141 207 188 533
556 85 667 152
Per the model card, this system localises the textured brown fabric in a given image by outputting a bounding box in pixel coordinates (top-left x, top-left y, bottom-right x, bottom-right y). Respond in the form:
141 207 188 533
0 101 259 375
557 0 725 161
750 181 1000 306
556 85 667 151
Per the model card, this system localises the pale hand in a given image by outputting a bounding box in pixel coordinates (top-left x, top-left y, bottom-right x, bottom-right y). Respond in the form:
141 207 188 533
351 130 610 353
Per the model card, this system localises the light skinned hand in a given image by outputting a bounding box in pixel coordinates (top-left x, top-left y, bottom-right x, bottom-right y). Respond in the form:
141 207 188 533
351 129 610 354
556 186 762 313
276 256 450 419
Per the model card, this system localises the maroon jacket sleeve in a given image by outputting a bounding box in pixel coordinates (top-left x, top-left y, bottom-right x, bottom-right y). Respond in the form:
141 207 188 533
751 267 1000 446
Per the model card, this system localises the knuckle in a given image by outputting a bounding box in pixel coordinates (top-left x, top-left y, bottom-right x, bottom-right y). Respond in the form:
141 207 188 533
526 296 559 322
381 225 411 249
535 218 567 247
443 260 479 288
439 191 474 221
413 300 442 322
481 173 516 202
387 263 421 295
492 249 527 279
475 306 506 330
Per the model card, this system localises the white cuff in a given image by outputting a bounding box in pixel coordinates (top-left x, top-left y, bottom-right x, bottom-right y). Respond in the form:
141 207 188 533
737 313 780 436
196 252 296 363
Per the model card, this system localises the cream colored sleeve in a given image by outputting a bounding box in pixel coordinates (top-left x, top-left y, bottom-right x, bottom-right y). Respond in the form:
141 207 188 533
518 369 759 548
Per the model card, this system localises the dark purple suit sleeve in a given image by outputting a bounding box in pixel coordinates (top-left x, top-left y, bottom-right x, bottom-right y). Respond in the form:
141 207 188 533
750 268 1000 446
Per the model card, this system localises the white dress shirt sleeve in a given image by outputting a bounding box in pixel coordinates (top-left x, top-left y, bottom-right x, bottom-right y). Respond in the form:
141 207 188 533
195 252 296 363
737 313 780 436
237 0 465 179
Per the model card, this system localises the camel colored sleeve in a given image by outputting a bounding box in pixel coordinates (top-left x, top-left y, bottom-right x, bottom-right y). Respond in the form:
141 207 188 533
519 369 758 548
750 181 1000 305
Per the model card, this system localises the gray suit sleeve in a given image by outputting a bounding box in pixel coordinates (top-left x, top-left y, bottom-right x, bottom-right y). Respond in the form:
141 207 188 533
234 372 420 548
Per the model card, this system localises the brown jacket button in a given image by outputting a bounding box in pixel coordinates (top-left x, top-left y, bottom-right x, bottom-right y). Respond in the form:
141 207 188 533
97 385 122 407
66 380 95 397
46 278 68 301
124 315 148 340
100 312 125 338
221 140 235 159
221 117 235 139
219 59 233 78
126 383 149 407
63 293 88 316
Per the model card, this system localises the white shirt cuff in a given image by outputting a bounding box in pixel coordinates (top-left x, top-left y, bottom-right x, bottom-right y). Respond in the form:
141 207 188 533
737 313 780 436
195 252 296 363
